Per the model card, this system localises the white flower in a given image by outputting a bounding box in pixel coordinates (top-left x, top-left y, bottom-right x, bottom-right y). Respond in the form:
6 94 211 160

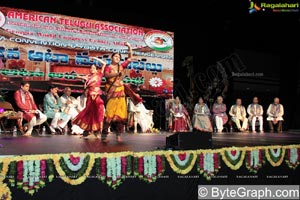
149 77 163 88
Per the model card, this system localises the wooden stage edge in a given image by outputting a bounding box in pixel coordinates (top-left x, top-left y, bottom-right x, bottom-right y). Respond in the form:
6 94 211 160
0 131 300 156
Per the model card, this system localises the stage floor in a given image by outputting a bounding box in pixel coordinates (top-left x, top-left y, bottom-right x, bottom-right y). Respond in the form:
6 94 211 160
0 131 300 155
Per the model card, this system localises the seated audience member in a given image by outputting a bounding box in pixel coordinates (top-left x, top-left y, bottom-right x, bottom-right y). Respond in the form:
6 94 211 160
127 97 154 133
60 87 84 135
43 85 71 134
229 98 248 132
212 96 228 133
247 97 264 133
77 88 88 112
267 97 284 133
14 82 47 136
192 97 213 132
60 87 79 119
168 96 192 132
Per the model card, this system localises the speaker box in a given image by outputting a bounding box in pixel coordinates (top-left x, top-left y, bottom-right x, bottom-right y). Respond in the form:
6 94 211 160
166 131 212 150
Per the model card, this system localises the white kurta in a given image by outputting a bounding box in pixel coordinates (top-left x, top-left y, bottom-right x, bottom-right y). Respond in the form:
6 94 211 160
267 104 284 121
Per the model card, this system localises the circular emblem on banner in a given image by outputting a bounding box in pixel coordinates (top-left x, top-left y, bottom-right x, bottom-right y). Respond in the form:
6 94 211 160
0 11 6 27
144 30 173 51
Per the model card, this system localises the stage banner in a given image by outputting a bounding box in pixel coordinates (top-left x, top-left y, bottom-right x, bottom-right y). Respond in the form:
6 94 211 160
0 7 174 96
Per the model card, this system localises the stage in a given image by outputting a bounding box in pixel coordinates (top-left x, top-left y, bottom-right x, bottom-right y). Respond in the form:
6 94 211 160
0 131 299 200
0 131 300 155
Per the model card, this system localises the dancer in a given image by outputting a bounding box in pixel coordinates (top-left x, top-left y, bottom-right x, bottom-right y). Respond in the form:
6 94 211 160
102 42 142 142
72 57 106 139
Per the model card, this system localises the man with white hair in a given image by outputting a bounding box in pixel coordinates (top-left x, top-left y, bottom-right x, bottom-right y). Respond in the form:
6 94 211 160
267 97 284 133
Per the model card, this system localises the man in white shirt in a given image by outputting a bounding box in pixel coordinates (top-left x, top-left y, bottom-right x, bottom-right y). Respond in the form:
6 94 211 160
247 97 264 133
229 98 248 132
267 97 284 133
60 87 83 134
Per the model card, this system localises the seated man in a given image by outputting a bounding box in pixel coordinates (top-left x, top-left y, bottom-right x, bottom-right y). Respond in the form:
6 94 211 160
60 87 79 119
229 98 248 132
14 81 47 136
127 97 154 133
267 97 284 133
43 85 71 134
247 97 264 133
212 96 228 133
76 88 88 112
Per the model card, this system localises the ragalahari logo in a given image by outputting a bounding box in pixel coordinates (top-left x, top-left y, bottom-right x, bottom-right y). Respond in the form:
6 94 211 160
249 0 263 14
249 1 299 13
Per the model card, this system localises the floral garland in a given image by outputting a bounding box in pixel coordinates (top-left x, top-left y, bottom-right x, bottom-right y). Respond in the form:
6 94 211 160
53 153 94 185
221 148 246 170
0 160 10 183
46 159 55 182
95 153 132 189
166 151 197 174
285 147 300 169
245 149 264 173
15 160 47 195
7 161 16 187
0 183 11 200
95 156 131 189
265 147 286 167
197 152 220 181
134 154 165 182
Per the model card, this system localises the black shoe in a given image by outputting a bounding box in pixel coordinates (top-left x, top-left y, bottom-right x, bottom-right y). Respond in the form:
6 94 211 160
55 127 63 135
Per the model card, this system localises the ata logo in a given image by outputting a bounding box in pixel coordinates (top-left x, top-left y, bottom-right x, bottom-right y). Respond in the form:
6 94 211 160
0 11 6 27
249 1 262 14
144 30 173 52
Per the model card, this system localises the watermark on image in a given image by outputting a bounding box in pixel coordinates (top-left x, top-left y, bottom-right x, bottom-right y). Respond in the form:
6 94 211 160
198 185 299 199
232 72 264 77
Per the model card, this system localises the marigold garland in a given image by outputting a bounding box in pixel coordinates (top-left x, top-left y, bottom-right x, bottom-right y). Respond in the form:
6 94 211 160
0 160 10 183
265 147 286 167
197 152 220 181
0 183 12 200
98 156 131 189
134 154 165 183
0 145 299 195
46 159 54 182
7 161 16 187
285 148 300 169
53 153 94 185
245 149 264 173
221 148 246 170
166 151 197 174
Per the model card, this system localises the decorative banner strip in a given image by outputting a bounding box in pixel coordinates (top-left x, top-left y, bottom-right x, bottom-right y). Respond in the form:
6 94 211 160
265 147 286 167
221 148 246 170
53 153 95 185
285 147 300 169
245 149 264 173
197 152 220 181
166 152 197 174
